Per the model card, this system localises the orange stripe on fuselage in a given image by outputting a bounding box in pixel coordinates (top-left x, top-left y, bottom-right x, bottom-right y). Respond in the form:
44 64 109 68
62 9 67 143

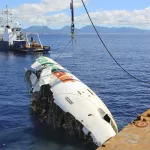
53 71 75 83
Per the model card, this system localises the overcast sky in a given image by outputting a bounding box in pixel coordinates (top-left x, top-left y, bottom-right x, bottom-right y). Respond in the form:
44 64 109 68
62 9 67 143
0 0 150 29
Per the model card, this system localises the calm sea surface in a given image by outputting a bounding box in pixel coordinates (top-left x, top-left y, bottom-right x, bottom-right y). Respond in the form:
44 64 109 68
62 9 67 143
0 33 150 150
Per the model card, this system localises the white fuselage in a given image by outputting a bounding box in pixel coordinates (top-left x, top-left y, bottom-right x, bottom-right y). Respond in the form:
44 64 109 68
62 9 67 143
29 56 118 146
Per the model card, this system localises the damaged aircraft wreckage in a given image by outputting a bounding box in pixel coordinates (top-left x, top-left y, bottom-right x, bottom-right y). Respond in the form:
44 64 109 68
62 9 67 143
25 56 118 148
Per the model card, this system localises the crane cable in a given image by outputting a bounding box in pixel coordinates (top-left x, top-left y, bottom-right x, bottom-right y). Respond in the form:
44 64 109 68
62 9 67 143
70 0 75 43
54 0 76 61
54 38 73 61
81 0 150 85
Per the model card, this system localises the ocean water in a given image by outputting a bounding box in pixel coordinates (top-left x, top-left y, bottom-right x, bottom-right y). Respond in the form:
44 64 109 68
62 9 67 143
0 33 150 150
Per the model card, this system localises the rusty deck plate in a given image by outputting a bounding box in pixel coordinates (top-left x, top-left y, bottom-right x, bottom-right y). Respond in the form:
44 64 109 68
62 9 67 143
97 109 150 150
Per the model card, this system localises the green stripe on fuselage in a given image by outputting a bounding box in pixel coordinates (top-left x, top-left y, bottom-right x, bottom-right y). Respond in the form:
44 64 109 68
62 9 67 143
36 57 58 71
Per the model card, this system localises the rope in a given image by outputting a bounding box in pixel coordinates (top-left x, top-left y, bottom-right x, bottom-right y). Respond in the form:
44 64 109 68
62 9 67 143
81 0 150 85
54 38 73 61
71 41 76 73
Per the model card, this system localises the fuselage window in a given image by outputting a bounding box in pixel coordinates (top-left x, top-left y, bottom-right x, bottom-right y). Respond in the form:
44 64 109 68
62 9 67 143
103 114 111 123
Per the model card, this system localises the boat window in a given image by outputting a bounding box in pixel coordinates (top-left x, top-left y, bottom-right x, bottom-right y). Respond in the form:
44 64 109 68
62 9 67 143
13 41 26 46
6 25 10 28
16 28 21 31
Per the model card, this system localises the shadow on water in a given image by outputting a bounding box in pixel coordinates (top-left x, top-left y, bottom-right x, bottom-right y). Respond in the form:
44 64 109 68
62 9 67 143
0 116 97 150
29 116 97 150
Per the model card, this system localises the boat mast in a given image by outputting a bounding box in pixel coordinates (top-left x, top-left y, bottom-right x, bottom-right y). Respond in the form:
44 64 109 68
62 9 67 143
0 9 2 25
36 33 43 48
6 5 8 26
0 16 1 27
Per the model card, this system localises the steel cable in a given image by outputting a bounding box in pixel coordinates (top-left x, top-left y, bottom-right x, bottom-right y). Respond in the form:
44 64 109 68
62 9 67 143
54 38 73 61
81 0 150 85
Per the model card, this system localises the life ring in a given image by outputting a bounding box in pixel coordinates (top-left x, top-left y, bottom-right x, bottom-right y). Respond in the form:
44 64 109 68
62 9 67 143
135 120 148 127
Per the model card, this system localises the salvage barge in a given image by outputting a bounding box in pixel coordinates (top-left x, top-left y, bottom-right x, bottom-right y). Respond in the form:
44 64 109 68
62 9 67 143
97 109 150 150
25 56 118 148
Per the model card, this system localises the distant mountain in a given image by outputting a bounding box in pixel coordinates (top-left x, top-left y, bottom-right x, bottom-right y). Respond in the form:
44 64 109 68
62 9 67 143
80 25 95 33
61 26 71 32
22 25 150 34
23 25 52 33
80 26 146 33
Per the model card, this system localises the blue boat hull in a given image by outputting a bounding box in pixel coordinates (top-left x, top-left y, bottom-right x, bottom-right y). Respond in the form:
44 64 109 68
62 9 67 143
0 41 9 51
0 41 50 53
9 46 50 53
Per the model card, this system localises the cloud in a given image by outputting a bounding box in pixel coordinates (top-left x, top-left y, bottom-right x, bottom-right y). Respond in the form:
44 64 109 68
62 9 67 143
75 8 150 29
26 13 71 27
9 0 88 28
12 0 87 15
3 1 150 29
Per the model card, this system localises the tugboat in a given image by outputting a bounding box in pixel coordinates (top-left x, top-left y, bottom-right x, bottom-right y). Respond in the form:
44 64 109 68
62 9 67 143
0 7 50 53
9 32 50 53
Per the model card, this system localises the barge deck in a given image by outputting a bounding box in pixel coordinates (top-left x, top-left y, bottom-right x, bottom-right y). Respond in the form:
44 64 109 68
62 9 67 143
97 109 150 150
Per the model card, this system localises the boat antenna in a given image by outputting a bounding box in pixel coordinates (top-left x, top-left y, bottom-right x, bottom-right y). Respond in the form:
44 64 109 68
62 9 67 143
70 0 75 43
6 5 8 25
